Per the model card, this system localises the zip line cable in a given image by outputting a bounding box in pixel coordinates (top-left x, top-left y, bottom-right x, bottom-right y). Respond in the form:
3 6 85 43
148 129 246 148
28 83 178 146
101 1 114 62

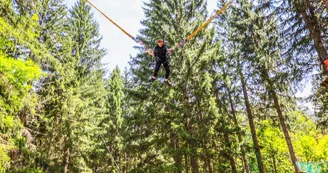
86 0 232 52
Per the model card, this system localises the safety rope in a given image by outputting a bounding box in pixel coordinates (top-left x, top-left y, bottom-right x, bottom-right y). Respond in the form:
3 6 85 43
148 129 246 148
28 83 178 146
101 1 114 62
86 0 134 39
186 0 233 41
86 0 232 53
173 0 233 50
85 0 150 51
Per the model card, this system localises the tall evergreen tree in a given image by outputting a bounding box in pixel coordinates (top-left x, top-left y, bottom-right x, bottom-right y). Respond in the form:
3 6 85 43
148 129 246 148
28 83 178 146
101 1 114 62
218 0 305 172
216 1 267 172
60 1 107 172
92 67 125 172
33 0 76 171
33 0 106 172
126 0 237 172
247 8 301 172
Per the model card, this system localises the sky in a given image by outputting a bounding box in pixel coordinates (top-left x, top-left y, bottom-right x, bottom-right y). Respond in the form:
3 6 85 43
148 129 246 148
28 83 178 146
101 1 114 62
63 0 218 72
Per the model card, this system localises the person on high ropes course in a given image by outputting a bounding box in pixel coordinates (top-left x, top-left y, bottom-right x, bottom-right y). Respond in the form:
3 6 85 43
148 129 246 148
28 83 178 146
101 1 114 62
146 39 174 86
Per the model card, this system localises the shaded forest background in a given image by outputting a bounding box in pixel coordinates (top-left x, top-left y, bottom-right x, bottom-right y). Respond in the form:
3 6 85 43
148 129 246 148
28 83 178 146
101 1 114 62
0 0 328 172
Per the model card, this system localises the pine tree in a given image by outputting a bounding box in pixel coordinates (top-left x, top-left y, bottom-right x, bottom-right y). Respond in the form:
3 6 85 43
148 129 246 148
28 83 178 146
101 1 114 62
0 0 51 62
215 62 251 173
220 0 305 172
247 7 301 172
107 67 124 128
290 0 328 72
2 0 328 171
32 0 76 171
238 56 266 173
60 1 107 172
216 0 267 172
214 1 252 172
93 67 125 172
126 0 235 172
31 0 106 172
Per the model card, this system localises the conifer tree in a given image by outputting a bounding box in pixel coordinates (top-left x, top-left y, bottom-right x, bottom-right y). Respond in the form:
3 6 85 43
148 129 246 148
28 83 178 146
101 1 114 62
33 0 106 171
2 0 328 172
218 0 304 172
246 8 301 173
216 0 267 172
59 1 107 172
93 67 125 172
33 0 76 171
126 0 233 172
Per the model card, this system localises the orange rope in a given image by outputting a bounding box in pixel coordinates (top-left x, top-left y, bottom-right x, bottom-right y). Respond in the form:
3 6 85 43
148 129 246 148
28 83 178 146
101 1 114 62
186 0 233 41
87 0 233 52
86 0 135 40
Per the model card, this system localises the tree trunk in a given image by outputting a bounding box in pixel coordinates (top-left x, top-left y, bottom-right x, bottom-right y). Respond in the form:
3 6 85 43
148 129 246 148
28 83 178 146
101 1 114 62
185 154 189 173
272 88 300 173
324 0 328 9
272 152 278 173
238 59 266 173
63 147 70 173
299 3 328 71
206 155 213 173
261 68 301 173
224 133 237 173
190 150 200 173
249 12 301 171
183 87 199 173
227 89 251 173
123 153 127 173
171 133 182 173
63 120 71 173
215 88 238 173
188 126 199 173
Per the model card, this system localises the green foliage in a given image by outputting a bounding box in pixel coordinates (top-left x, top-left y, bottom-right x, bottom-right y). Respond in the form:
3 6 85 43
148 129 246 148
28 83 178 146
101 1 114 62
0 14 51 63
290 112 328 162
0 56 41 170
27 0 108 172
0 147 10 171
0 57 41 112
107 67 124 127
125 0 233 172
0 2 47 170
11 168 46 173
257 120 293 172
